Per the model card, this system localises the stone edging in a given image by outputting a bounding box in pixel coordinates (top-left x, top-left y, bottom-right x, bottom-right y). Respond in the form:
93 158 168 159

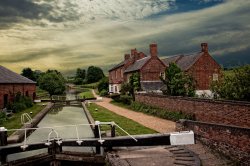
7 103 54 144
82 102 95 131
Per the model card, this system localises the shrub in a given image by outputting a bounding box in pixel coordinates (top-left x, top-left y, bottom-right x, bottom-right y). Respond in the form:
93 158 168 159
110 93 121 102
120 95 133 105
130 101 194 121
100 89 108 96
0 112 7 125
12 102 27 113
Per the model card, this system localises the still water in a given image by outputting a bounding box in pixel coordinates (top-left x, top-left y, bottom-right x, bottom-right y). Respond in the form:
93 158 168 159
8 98 94 161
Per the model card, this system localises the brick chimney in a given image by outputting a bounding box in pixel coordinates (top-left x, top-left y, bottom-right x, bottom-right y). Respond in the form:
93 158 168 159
150 43 158 57
124 54 130 61
201 43 208 53
130 48 137 63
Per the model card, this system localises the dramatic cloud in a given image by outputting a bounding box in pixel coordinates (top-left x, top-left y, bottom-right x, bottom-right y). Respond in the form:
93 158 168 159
0 0 249 74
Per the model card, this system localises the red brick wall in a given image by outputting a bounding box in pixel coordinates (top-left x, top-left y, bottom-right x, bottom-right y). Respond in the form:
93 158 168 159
177 120 250 164
0 84 36 109
140 58 166 81
187 53 221 90
135 93 250 128
109 66 124 84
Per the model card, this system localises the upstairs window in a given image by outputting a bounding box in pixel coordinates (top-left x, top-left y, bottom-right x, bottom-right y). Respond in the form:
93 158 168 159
213 73 218 81
160 72 165 79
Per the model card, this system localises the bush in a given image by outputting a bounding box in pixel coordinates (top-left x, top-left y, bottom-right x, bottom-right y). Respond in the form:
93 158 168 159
110 93 121 102
120 95 133 105
130 102 194 121
12 102 27 113
0 112 7 125
7 95 33 113
100 89 108 96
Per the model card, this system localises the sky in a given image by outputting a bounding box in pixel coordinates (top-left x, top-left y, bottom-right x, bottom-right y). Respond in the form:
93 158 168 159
0 0 250 75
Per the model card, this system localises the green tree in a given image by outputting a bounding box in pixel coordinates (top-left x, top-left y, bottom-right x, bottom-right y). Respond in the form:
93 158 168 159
21 68 36 81
161 63 195 97
76 68 86 80
98 77 109 92
38 71 66 98
86 66 104 83
211 65 250 101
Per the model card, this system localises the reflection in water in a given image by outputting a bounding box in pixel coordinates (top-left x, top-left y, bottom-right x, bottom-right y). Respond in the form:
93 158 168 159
8 104 94 161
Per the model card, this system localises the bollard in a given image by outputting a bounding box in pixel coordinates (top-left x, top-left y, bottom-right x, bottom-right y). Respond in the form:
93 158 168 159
111 123 116 138
0 127 7 146
94 122 101 154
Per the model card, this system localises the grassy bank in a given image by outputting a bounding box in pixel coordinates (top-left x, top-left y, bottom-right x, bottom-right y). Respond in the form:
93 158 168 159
2 104 45 135
111 101 194 122
78 88 94 98
36 87 50 99
87 103 156 136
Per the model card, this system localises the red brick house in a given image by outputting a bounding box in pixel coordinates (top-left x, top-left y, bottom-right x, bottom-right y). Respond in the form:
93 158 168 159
0 65 36 109
162 43 221 91
109 44 166 93
109 43 221 94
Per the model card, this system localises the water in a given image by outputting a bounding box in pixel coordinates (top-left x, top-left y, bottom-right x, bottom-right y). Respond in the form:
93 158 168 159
8 90 95 161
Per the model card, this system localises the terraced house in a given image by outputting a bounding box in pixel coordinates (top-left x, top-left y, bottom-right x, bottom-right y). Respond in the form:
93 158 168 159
0 66 36 109
108 43 221 94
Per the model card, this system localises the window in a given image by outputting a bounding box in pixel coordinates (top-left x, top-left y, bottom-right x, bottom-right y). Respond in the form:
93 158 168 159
160 72 165 79
115 86 117 93
213 73 218 81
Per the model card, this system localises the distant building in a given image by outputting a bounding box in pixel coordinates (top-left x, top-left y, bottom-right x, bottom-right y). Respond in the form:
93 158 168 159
0 66 36 109
108 43 221 94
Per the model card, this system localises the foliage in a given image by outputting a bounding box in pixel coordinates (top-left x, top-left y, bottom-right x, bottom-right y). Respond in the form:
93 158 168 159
21 68 36 81
120 95 133 105
0 112 7 125
76 68 86 80
120 83 132 95
38 71 66 98
81 82 99 89
161 63 195 97
211 65 250 101
7 92 34 113
74 77 84 85
112 101 194 122
110 93 121 102
100 89 108 97
86 66 104 83
97 77 109 93
87 103 156 135
129 72 141 91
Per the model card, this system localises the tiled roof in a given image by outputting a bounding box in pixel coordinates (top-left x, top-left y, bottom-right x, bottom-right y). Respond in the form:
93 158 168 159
140 81 165 91
0 65 36 84
109 61 125 72
162 52 203 71
124 57 150 73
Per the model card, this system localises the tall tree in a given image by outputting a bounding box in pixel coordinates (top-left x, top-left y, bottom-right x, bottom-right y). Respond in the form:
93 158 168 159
38 71 66 98
21 68 36 81
161 63 195 97
211 65 250 101
76 68 86 80
86 66 104 83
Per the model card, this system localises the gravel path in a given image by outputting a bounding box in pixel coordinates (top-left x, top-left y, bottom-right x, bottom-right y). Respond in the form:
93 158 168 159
92 90 175 133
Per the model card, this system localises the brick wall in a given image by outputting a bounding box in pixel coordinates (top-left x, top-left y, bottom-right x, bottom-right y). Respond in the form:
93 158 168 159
135 93 250 127
0 84 36 109
176 120 250 164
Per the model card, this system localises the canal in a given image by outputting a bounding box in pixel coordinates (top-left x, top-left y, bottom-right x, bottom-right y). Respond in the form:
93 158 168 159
8 90 95 161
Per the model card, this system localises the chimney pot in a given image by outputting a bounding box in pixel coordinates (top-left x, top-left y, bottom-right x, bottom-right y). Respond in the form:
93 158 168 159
201 43 208 52
124 54 130 61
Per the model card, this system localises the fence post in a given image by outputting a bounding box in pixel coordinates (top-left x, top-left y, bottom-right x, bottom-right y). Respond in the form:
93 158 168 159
0 127 8 164
94 122 101 154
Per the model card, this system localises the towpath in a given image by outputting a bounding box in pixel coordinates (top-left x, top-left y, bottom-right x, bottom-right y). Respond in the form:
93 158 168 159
92 90 175 133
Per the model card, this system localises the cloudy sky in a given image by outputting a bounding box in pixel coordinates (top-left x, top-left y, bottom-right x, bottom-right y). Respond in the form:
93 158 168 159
0 0 249 75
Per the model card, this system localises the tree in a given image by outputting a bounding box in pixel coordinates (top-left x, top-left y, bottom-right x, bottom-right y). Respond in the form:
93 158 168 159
97 77 109 92
211 65 250 101
160 63 195 97
76 68 86 80
121 72 141 100
38 71 66 98
86 66 104 83
21 68 36 81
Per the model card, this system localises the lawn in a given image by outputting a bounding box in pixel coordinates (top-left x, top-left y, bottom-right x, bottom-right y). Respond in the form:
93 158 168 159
2 104 45 135
78 88 94 98
87 103 156 136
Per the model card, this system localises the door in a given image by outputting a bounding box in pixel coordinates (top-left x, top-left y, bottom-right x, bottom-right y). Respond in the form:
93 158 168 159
3 94 8 108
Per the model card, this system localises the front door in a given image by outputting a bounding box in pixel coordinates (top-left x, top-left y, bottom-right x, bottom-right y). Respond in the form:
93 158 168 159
3 94 8 108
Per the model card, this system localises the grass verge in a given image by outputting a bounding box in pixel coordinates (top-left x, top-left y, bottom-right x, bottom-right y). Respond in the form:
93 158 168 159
87 103 156 136
2 104 45 135
78 88 94 98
